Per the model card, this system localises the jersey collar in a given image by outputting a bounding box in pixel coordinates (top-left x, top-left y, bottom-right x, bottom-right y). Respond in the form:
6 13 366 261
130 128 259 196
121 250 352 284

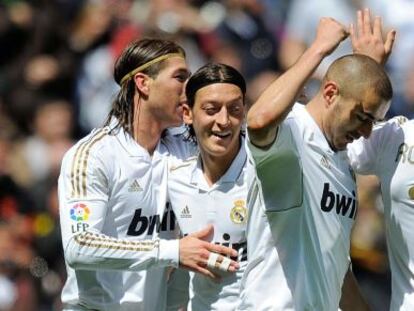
190 137 247 189
109 118 165 159
301 105 336 155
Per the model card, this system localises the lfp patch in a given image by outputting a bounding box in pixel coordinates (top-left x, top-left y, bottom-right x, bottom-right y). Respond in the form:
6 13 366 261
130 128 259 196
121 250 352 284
70 203 90 221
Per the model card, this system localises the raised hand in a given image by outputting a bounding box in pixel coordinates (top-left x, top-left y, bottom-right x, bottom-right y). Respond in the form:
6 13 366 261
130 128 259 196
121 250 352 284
350 8 396 65
313 17 349 57
179 224 239 280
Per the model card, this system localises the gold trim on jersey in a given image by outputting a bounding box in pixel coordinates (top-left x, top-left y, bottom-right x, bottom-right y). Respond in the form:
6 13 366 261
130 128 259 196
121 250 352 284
71 129 109 198
74 232 159 252
169 156 198 172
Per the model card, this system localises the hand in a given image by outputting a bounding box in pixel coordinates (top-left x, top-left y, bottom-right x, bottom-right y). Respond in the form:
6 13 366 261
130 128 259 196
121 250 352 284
350 8 396 65
313 17 349 57
178 225 239 280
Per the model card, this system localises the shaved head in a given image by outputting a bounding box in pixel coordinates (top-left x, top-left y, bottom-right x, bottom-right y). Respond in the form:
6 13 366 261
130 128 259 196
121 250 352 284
323 54 392 102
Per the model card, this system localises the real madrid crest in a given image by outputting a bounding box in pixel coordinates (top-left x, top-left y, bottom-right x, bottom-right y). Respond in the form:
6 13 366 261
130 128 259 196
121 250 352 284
409 186 414 200
230 200 247 224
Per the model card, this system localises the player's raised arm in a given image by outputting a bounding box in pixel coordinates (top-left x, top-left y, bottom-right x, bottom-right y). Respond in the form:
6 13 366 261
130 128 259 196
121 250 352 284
247 17 349 147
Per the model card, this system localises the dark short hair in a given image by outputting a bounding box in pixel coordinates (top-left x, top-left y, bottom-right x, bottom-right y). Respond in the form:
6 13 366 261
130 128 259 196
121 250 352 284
186 63 246 108
324 54 393 102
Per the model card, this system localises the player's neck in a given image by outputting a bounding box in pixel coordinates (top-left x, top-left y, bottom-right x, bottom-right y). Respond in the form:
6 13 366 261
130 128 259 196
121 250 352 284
200 142 240 187
305 96 324 131
202 160 228 187
132 101 164 155
306 96 338 152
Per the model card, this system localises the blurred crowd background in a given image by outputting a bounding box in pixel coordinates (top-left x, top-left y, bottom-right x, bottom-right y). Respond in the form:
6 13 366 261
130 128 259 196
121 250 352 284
0 0 413 310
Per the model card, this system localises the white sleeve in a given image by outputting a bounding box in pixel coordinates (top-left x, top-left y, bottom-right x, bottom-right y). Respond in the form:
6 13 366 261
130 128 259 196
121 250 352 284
347 117 405 175
59 144 179 272
347 136 379 175
246 119 297 167
246 118 303 212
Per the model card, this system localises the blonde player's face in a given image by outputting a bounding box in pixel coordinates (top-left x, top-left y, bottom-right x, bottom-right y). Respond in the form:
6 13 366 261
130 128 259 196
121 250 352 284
147 56 190 127
326 89 390 151
184 83 245 160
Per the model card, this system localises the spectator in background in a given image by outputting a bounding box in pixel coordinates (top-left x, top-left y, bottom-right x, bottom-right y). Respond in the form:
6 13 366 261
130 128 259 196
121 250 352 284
0 123 39 311
10 97 74 192
0 224 37 311
5 98 73 297
73 0 126 132
213 0 281 80
405 64 414 116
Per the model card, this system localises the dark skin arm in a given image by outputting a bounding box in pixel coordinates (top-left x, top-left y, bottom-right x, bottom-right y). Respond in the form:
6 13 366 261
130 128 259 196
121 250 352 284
340 266 371 311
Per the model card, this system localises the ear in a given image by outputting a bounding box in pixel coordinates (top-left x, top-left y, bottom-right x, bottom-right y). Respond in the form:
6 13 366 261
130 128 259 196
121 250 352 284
322 81 339 108
182 103 193 125
133 73 151 96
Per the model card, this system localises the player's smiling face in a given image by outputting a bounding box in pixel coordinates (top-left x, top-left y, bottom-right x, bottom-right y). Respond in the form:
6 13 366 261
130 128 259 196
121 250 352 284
184 83 245 159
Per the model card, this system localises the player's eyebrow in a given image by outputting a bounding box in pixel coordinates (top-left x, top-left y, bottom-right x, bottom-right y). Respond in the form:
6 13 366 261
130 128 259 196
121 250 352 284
175 68 191 77
363 111 376 122
358 105 382 123
364 112 385 123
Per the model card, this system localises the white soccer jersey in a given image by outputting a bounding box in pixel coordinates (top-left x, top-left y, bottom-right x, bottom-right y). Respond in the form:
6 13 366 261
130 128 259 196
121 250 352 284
58 121 192 311
239 104 356 311
167 140 251 311
348 117 414 311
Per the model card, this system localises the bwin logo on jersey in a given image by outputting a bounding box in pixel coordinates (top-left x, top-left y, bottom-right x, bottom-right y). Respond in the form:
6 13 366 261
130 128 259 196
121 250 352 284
320 183 357 219
216 233 248 261
127 203 176 236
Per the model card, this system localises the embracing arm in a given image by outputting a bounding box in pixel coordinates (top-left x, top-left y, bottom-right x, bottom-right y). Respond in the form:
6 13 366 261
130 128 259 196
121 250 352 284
58 147 179 271
247 17 349 147
59 147 238 279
